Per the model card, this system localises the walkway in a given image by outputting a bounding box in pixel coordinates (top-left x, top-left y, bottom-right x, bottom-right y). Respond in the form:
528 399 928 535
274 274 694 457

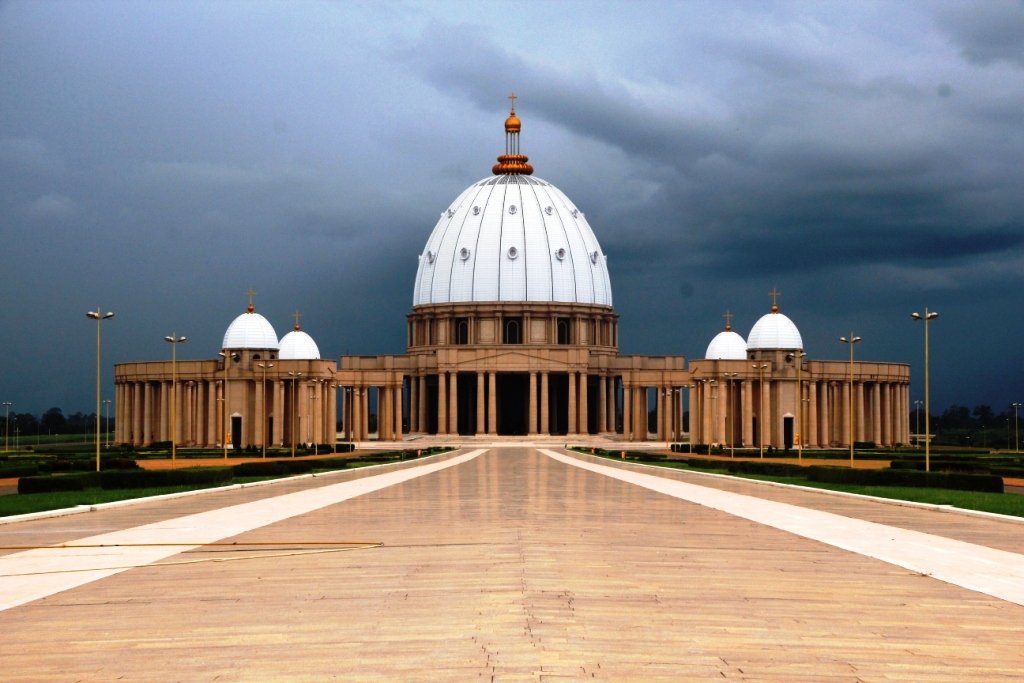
0 447 1021 681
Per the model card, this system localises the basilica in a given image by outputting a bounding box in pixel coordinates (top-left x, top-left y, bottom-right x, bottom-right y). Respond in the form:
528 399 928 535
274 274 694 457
114 105 910 449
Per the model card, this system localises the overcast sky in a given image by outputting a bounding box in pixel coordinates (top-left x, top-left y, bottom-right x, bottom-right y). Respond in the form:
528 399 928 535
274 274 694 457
2 0 1023 419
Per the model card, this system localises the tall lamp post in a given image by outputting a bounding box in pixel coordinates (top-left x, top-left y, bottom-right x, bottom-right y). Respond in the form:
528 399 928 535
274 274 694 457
87 308 115 471
309 380 320 455
257 362 274 458
839 334 862 467
1012 402 1020 454
752 363 769 458
723 372 738 457
911 309 938 472
164 333 187 465
288 371 303 457
2 401 11 453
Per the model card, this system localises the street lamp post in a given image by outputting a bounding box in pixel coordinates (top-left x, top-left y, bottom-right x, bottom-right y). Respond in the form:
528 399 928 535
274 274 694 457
723 372 738 457
911 309 938 472
310 380 320 456
752 363 769 458
787 352 807 462
164 333 187 465
839 334 862 467
257 362 274 458
103 399 112 447
288 371 303 457
2 401 11 453
87 308 115 471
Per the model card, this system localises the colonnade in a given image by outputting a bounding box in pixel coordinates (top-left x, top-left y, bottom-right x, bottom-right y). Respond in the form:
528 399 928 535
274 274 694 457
689 377 910 448
115 377 336 448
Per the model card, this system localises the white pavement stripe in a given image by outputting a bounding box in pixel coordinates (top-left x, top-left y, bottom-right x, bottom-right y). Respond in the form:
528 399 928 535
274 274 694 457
0 450 486 612
543 449 1024 607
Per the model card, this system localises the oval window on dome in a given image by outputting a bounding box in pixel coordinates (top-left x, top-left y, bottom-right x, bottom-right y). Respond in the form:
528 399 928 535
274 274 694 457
555 248 566 261
544 206 553 216
507 246 518 260
590 250 599 264
508 204 518 215
472 206 481 216
571 209 579 218
460 247 471 261
426 250 436 264
446 209 455 218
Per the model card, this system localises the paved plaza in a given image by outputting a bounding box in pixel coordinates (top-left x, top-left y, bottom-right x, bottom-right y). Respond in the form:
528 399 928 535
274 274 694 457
1 447 1022 681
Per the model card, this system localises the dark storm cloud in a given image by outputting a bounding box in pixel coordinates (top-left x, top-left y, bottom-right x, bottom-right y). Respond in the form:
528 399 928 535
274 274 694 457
1 1 1022 416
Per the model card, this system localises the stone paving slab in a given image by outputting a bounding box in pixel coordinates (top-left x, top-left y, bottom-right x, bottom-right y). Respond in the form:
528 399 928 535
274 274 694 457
0 447 1021 681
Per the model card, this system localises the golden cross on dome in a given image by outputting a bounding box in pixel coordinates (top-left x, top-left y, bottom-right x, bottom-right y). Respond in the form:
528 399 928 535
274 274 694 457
508 92 517 113
292 309 303 331
246 287 257 312
769 287 781 312
723 310 733 331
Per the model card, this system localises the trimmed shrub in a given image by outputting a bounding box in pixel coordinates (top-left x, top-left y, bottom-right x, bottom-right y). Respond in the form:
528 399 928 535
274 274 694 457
0 463 40 478
18 473 97 494
97 467 233 490
808 466 1003 493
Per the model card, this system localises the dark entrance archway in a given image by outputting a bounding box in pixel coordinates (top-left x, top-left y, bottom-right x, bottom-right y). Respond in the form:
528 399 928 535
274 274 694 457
456 372 478 436
496 373 529 435
547 373 568 435
231 415 242 450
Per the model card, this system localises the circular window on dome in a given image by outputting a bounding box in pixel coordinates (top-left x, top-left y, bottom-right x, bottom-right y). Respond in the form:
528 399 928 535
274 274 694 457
544 206 553 216
555 247 566 261
508 204 518 215
507 246 518 260
446 209 455 218
426 250 435 264
472 206 481 216
590 250 599 264
571 209 579 218
460 247 471 260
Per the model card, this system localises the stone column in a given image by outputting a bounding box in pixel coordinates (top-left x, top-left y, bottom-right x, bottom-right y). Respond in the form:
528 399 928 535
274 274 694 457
855 382 866 443
449 374 459 435
488 372 497 435
597 375 607 435
579 371 588 435
477 373 486 435
871 383 882 445
540 372 550 435
418 375 427 434
437 373 447 435
528 372 537 435
568 371 577 435
142 382 153 446
623 383 633 441
807 381 818 448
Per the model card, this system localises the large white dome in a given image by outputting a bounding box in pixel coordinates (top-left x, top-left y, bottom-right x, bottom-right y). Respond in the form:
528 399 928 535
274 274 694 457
705 329 748 359
222 307 279 350
747 310 803 351
412 107 612 307
279 328 321 359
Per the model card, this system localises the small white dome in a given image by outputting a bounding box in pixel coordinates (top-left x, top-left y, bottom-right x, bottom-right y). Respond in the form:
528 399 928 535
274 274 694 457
705 330 747 359
222 309 279 350
747 311 803 351
279 329 321 359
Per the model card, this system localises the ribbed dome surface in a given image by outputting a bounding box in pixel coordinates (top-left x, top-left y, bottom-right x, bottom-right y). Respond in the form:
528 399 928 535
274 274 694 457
705 330 748 359
222 311 279 350
279 329 321 360
412 175 612 306
747 312 803 350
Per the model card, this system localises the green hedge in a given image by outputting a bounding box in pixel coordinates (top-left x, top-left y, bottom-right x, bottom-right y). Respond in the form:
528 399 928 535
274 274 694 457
19 473 97 494
807 466 1003 493
0 463 40 478
97 467 233 490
